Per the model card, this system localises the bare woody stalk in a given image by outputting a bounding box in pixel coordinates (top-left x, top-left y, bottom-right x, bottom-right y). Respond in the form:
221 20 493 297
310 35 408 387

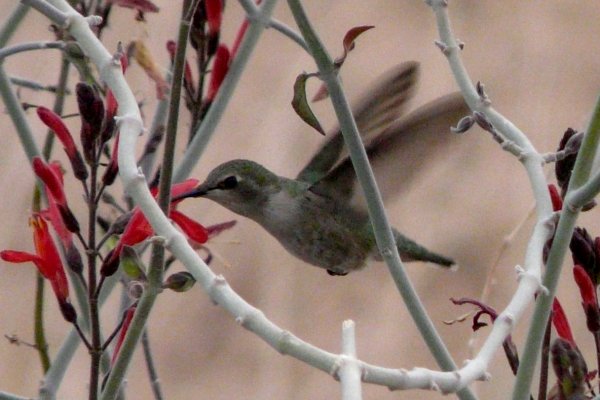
513 98 600 400
172 0 279 182
102 1 199 398
29 0 499 395
426 1 600 398
285 2 476 399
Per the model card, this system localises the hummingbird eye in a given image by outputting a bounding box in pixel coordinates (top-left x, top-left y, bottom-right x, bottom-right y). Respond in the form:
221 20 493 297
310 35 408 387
217 175 238 190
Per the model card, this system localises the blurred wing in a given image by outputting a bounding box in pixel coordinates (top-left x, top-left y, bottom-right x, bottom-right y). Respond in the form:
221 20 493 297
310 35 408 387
311 92 470 203
296 62 419 184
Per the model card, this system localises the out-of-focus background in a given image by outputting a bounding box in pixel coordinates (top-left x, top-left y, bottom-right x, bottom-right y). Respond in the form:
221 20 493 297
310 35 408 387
1 1 600 399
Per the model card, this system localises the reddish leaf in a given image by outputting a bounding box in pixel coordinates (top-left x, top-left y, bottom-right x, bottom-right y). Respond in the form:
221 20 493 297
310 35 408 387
342 25 375 54
335 25 375 66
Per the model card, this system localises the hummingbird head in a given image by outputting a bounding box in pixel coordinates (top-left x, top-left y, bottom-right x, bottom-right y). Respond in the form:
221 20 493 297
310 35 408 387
174 159 282 217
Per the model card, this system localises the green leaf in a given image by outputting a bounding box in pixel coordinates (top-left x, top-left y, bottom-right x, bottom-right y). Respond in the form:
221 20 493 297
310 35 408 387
120 246 147 281
291 72 325 135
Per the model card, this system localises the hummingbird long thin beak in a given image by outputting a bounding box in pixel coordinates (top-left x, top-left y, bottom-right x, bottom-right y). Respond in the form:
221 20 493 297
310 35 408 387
171 186 208 202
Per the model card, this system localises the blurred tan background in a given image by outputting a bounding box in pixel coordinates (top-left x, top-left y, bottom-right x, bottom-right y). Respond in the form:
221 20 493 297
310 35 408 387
1 1 600 399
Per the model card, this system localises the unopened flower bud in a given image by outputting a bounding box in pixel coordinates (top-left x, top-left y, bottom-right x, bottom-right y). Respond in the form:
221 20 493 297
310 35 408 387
555 128 580 197
551 338 587 399
76 83 105 163
65 243 83 274
570 227 596 283
163 271 196 292
59 301 77 323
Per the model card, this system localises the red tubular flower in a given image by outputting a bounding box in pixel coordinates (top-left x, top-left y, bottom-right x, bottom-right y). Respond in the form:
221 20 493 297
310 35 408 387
548 184 562 212
573 264 600 332
102 133 120 186
206 45 230 102
37 107 88 181
38 163 84 274
552 298 576 346
170 210 208 244
1 215 76 322
111 305 137 366
76 83 106 163
32 157 79 233
205 0 223 36
101 179 207 276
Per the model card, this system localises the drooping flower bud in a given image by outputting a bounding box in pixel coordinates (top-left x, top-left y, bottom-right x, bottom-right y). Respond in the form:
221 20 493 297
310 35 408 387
102 133 120 186
163 271 196 292
205 0 223 55
551 338 587 399
76 83 105 163
573 264 600 332
555 128 581 196
32 157 79 233
206 45 230 103
570 227 597 284
552 298 576 346
37 107 88 181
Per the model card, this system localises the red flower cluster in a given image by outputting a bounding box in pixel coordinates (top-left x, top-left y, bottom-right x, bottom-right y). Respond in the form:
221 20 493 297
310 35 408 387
1 215 76 322
101 179 209 276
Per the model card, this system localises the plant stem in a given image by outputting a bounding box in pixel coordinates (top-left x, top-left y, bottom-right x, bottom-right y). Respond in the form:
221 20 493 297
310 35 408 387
142 330 164 400
88 159 101 400
101 1 198 398
34 273 51 372
513 96 600 400
286 2 475 399
172 0 279 182
0 3 30 47
537 317 551 400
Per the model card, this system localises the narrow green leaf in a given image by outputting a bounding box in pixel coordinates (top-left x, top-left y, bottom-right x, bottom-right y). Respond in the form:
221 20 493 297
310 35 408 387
291 72 325 135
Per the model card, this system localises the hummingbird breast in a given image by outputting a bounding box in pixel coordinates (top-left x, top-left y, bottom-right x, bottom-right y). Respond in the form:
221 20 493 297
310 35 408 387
256 185 374 274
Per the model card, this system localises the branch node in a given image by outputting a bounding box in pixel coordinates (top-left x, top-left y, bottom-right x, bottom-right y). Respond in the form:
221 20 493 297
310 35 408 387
85 15 103 27
276 330 295 355
476 81 491 105
207 274 228 305
500 311 515 327
150 235 166 246
434 40 450 54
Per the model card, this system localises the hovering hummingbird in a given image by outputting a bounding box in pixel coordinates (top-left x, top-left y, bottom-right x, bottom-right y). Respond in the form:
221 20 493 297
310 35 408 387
175 62 469 276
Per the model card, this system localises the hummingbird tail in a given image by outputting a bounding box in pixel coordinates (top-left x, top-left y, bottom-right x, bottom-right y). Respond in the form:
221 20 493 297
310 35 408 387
394 231 456 269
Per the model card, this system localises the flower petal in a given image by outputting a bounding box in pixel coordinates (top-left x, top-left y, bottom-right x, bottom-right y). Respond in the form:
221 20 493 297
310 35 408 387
170 210 208 244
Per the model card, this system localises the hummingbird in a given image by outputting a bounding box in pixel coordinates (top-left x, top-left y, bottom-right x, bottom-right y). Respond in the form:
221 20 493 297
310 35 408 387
175 62 469 276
